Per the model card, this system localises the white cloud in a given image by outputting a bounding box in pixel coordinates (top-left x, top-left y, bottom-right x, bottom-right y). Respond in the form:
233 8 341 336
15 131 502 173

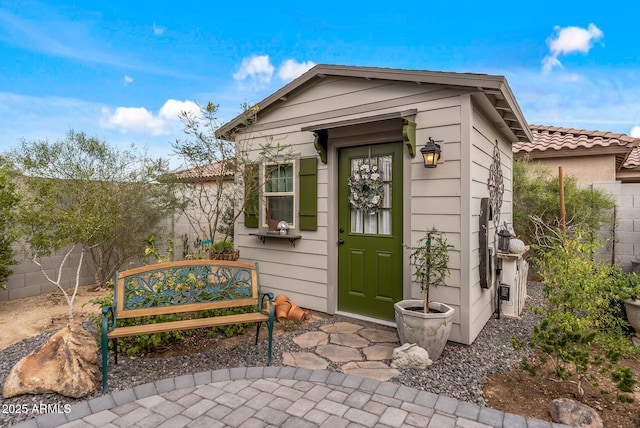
233 55 274 84
124 75 133 85
278 59 316 82
631 126 640 138
542 23 604 73
153 22 165 35
100 99 199 136
100 106 166 135
158 99 200 121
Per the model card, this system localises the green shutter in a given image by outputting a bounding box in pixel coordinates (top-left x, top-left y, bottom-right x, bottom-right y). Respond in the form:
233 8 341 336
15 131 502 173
244 163 259 228
298 157 318 231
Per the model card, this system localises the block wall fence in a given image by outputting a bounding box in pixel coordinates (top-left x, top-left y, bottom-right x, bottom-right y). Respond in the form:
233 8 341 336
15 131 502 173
0 212 196 301
593 181 640 271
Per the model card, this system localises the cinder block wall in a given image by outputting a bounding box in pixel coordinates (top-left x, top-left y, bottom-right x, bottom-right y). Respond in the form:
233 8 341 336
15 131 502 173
0 245 95 301
593 181 640 271
1 211 206 301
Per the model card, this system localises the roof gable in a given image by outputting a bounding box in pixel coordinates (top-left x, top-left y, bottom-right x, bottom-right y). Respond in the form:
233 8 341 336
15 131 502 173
218 64 532 143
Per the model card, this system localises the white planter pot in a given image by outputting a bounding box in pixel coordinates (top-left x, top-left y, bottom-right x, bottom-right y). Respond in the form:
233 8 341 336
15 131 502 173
623 298 640 346
394 300 454 361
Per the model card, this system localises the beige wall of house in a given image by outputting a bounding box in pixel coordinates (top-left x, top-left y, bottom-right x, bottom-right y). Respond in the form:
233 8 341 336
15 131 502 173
523 154 617 186
232 74 517 345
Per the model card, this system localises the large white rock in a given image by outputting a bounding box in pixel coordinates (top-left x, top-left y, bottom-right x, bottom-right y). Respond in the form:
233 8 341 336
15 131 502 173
3 323 100 398
390 343 432 370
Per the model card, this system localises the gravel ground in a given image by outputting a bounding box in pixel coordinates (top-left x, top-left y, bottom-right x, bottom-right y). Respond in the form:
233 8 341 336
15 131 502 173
0 282 543 427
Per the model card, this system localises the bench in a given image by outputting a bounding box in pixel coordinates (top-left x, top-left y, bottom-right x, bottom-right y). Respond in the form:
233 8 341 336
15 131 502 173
100 260 274 394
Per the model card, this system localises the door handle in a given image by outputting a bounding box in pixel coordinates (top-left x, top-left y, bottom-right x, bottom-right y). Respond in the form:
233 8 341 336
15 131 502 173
337 239 345 245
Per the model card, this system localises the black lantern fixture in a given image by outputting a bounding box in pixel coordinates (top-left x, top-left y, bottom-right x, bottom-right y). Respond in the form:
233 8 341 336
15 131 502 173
420 137 441 168
497 228 512 254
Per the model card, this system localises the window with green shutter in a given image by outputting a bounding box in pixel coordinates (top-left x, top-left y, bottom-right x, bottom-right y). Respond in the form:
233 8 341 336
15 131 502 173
244 163 259 228
244 157 318 231
298 157 317 231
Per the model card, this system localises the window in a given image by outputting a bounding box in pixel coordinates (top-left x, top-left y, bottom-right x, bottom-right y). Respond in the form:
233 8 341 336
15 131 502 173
263 162 295 228
350 155 393 236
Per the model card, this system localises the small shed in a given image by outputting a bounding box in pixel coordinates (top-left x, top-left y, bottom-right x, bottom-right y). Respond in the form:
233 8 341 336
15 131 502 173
218 65 531 345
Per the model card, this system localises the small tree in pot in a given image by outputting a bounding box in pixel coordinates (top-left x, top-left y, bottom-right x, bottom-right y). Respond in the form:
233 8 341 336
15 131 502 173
394 227 455 360
409 227 454 313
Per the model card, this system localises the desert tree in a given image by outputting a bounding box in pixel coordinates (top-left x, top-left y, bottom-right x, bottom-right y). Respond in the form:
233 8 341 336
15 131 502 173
8 130 179 322
0 157 20 289
171 102 291 257
513 155 614 247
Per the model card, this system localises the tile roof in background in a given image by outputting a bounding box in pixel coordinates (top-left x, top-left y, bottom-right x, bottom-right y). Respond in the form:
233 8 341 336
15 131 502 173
513 125 640 170
175 161 235 181
623 146 640 168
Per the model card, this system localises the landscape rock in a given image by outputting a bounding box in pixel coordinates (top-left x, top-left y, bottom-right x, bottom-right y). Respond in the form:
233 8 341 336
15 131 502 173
2 323 99 398
341 361 400 381
390 343 432 370
549 398 603 428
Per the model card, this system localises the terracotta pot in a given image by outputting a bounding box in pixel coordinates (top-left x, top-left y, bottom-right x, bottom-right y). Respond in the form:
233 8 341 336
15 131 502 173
275 301 292 321
288 304 307 322
274 294 290 305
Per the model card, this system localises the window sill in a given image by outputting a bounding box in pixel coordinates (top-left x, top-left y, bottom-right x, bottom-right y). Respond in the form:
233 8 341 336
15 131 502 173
249 232 302 247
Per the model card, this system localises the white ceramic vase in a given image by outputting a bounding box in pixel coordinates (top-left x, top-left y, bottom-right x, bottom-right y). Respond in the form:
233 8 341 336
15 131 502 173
394 300 454 361
623 298 640 346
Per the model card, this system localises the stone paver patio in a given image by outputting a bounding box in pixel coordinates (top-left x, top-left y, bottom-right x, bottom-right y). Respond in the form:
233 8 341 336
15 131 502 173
284 321 402 381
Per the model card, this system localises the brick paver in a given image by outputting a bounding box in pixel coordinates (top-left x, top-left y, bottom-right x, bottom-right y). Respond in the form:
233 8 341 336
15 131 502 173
12 320 571 428
24 368 568 428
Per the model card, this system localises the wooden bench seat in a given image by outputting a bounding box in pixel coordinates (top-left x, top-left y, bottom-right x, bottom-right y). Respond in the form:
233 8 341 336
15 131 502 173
100 260 274 394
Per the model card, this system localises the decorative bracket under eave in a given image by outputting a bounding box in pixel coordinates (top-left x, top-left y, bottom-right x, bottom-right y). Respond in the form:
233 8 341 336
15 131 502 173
403 119 417 158
313 130 328 164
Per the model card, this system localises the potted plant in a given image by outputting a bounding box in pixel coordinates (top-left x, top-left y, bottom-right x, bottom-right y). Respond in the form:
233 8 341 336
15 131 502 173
615 272 640 346
394 227 455 360
210 240 240 261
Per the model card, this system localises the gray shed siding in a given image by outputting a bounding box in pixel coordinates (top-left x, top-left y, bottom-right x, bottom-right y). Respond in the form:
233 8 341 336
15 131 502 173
234 75 516 345
468 107 514 341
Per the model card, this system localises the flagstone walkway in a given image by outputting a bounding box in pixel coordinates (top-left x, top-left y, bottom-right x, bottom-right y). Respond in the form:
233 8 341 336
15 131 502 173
282 321 403 382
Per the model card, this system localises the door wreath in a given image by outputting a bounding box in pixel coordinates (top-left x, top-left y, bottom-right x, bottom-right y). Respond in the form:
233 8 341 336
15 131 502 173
348 164 383 215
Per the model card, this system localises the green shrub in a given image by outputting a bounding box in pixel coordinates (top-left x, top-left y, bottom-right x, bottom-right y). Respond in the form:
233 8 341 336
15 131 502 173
513 155 614 247
523 227 637 399
212 240 234 252
0 160 19 289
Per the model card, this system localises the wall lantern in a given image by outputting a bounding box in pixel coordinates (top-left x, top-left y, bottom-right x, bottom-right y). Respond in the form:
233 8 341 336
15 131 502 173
497 228 512 254
420 137 441 168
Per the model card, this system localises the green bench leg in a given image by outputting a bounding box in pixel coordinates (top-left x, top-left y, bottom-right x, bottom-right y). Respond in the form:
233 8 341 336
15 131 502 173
101 308 109 394
101 306 118 394
257 292 275 366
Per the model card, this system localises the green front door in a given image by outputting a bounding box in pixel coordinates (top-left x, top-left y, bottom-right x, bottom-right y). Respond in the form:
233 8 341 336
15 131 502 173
338 142 403 321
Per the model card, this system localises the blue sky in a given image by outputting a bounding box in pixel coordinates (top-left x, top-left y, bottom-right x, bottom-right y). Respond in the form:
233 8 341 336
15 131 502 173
1 1 639 166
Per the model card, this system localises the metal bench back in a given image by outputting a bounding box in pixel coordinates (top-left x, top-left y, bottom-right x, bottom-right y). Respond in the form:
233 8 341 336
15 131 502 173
114 260 261 319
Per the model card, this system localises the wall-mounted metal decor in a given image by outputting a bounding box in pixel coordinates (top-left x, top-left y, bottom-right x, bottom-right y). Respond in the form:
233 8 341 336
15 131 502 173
487 140 504 231
479 197 491 289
